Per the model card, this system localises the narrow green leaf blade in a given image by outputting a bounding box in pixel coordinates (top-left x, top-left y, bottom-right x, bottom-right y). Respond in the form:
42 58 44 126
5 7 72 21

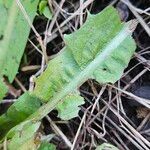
0 92 41 139
0 0 39 99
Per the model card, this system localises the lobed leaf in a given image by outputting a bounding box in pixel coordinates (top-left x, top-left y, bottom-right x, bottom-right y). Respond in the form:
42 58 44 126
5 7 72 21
32 6 136 120
0 6 137 141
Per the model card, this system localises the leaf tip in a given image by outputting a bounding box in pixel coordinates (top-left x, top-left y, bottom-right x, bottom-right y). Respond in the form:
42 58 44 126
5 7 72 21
126 19 138 33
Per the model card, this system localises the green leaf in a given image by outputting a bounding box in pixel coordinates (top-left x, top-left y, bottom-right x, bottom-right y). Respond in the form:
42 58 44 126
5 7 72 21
39 0 47 14
32 6 136 121
0 6 137 140
43 7 52 19
39 0 52 19
38 142 56 150
0 92 41 139
0 78 7 99
0 0 39 99
96 143 119 150
6 121 41 150
56 92 84 120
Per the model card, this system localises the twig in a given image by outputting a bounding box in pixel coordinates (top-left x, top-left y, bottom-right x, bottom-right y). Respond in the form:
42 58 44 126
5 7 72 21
47 0 95 43
16 0 48 64
21 65 41 72
46 116 72 148
90 86 106 114
15 77 27 92
103 100 150 149
28 39 43 55
109 84 150 108
71 109 88 150
137 113 150 131
80 0 84 26
47 0 66 35
121 0 150 37
0 99 17 104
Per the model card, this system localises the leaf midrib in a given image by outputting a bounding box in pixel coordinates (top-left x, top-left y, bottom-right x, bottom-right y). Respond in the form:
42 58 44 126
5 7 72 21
29 23 131 121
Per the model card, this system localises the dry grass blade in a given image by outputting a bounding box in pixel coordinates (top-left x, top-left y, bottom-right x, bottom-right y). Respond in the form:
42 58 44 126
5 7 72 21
121 0 150 37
